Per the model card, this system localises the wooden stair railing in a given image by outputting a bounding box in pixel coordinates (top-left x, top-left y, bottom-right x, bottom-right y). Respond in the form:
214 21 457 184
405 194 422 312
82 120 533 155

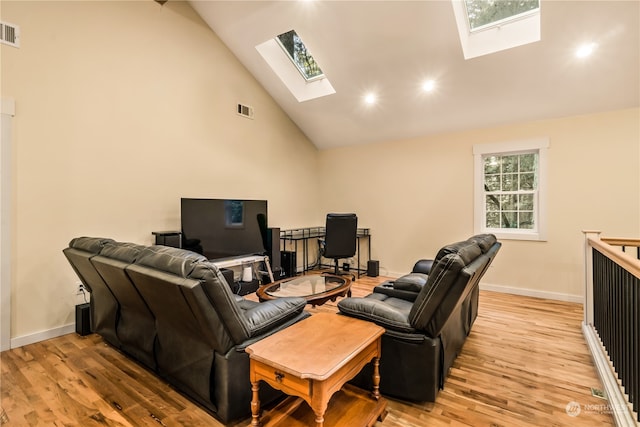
583 231 639 426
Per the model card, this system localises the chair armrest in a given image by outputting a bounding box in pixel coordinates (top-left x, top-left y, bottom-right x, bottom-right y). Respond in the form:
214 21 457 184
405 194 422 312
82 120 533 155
337 297 415 334
412 259 434 274
373 284 420 302
244 297 307 337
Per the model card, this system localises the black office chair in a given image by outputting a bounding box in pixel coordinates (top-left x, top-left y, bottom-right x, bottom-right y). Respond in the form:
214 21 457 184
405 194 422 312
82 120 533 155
320 213 358 282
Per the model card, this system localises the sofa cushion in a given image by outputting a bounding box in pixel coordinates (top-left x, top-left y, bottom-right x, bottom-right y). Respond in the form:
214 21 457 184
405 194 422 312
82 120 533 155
433 240 481 265
69 237 115 253
337 294 415 334
135 245 207 277
100 241 145 263
393 273 429 293
468 234 497 253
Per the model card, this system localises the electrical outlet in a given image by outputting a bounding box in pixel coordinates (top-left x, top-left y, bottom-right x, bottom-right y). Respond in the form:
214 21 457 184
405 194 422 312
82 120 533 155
75 282 88 306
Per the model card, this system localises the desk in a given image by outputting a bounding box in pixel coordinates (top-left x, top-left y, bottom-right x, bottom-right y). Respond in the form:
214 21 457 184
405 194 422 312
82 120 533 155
211 254 274 283
151 231 274 283
280 227 370 277
151 230 182 248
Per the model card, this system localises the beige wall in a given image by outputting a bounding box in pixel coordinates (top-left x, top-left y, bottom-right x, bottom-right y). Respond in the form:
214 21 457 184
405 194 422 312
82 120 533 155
319 108 640 299
1 1 320 339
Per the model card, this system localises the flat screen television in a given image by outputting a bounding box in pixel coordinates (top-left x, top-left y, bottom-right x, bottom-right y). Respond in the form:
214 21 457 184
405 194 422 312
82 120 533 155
180 198 267 260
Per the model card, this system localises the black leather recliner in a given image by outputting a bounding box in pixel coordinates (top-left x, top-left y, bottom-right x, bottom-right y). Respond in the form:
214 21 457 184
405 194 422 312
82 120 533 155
337 234 500 402
63 237 310 423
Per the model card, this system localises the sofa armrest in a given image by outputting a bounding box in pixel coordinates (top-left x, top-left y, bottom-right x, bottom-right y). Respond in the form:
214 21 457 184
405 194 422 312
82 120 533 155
244 297 307 337
237 310 311 350
337 297 415 334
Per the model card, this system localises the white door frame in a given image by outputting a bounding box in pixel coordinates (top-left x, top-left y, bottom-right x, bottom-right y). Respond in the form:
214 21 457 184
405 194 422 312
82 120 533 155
1 98 15 351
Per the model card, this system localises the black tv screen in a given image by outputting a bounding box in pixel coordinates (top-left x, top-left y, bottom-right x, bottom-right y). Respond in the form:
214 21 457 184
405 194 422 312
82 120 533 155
180 198 267 260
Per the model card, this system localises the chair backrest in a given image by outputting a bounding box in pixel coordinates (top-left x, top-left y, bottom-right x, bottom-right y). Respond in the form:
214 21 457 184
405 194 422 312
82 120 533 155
323 213 358 259
90 241 156 369
62 237 119 346
125 246 231 404
408 240 484 337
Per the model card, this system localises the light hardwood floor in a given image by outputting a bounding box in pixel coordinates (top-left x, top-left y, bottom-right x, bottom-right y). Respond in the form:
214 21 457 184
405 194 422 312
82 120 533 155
1 274 614 426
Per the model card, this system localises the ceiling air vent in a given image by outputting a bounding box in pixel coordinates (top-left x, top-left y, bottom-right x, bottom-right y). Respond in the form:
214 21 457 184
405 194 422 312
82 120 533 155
237 103 254 119
0 21 20 48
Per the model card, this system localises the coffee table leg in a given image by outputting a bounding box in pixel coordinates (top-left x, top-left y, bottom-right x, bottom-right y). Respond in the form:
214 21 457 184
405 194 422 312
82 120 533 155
372 356 381 400
250 380 261 426
313 410 325 427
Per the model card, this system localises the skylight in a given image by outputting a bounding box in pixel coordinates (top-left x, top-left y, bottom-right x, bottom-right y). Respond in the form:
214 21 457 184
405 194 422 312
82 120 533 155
464 0 540 32
256 29 335 102
452 0 541 59
276 30 324 81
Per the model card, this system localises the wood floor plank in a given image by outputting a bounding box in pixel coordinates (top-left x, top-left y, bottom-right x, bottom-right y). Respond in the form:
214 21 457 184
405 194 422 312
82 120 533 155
1 274 616 426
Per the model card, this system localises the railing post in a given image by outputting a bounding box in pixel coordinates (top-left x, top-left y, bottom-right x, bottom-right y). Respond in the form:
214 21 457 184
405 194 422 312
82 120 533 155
582 230 601 325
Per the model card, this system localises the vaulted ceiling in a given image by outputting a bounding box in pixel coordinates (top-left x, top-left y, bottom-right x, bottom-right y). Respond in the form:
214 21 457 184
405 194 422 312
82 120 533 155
188 1 639 150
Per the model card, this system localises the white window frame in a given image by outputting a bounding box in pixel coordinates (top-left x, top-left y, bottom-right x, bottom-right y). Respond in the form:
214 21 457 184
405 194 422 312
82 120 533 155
473 138 549 241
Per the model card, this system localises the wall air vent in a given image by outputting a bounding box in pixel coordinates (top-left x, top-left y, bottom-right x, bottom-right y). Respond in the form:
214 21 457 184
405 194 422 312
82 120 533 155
237 103 254 119
0 21 20 48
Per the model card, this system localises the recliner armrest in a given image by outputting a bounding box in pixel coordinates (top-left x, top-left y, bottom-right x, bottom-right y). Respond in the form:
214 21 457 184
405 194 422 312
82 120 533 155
412 259 434 274
373 284 420 302
243 297 307 337
337 297 415 334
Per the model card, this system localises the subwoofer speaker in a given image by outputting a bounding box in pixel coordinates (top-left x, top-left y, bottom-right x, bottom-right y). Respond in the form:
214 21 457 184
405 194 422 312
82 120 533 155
267 227 281 273
367 260 379 277
75 303 91 336
281 250 296 278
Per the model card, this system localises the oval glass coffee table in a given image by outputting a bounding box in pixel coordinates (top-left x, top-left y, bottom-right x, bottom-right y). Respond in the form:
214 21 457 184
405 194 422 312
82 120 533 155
257 274 351 307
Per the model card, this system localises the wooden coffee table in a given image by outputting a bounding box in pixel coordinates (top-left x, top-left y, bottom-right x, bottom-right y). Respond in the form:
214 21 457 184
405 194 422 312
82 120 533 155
245 313 387 427
256 274 351 307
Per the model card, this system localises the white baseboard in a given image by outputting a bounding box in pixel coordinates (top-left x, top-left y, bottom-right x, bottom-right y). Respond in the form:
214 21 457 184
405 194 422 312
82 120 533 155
480 282 583 303
10 323 75 349
582 322 637 426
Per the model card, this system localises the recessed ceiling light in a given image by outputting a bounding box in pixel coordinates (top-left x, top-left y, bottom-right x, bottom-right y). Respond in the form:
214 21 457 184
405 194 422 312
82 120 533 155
364 92 377 105
422 79 436 92
576 42 597 58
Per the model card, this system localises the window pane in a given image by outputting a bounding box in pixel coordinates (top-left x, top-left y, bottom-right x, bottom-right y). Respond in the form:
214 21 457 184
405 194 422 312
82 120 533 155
276 30 324 81
519 194 534 210
502 155 518 173
486 195 500 211
501 173 518 191
485 175 500 191
484 156 500 174
465 0 540 30
486 211 500 228
500 194 517 210
520 172 535 190
502 212 518 228
519 211 534 229
520 153 536 172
